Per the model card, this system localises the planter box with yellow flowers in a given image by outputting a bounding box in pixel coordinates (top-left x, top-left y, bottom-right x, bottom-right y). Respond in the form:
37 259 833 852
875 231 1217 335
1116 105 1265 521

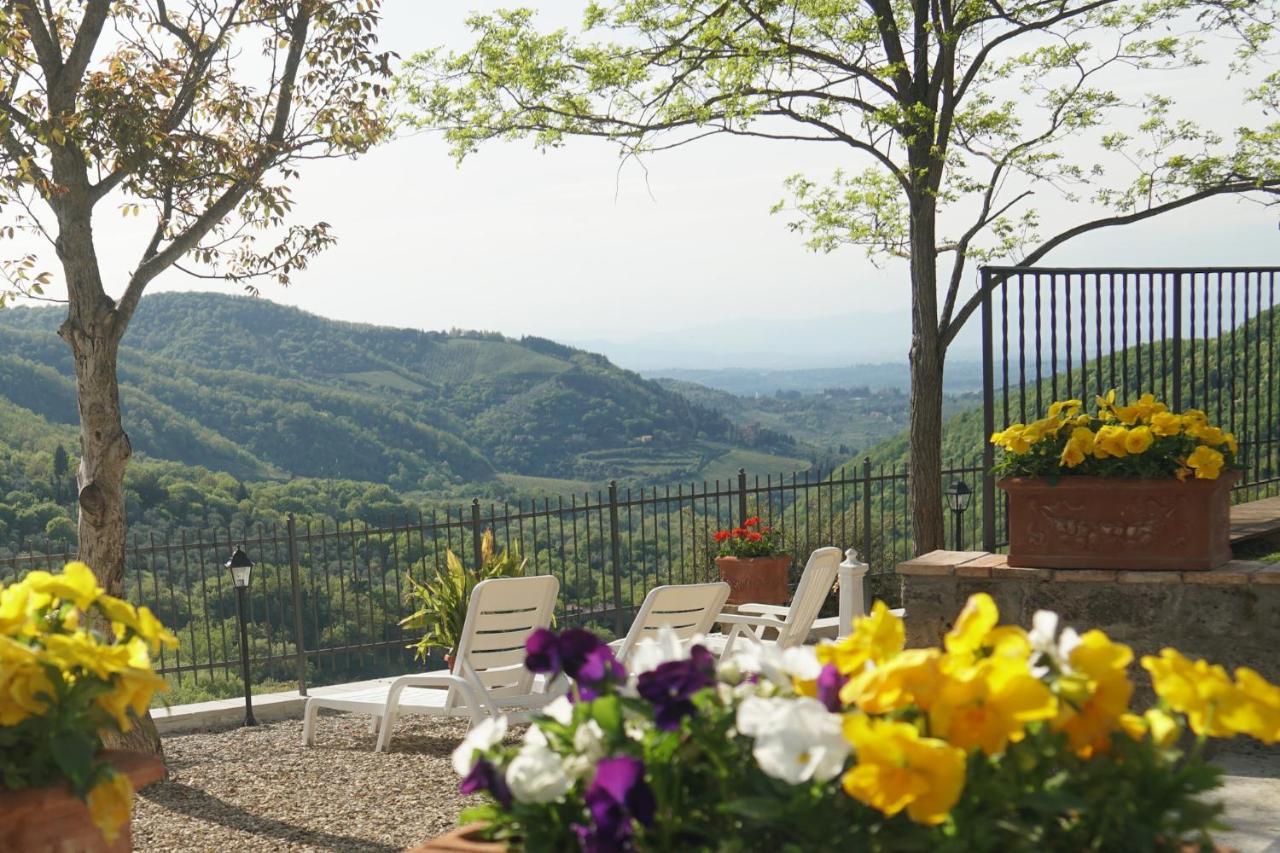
429 595 1279 851
991 392 1239 570
0 562 177 852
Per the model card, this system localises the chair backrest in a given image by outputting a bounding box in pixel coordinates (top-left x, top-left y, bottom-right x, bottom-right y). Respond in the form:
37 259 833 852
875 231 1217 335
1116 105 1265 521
452 575 559 704
615 582 731 663
775 547 842 647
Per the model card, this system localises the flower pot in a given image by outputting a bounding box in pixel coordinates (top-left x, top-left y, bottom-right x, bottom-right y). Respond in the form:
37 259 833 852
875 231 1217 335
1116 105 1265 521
999 474 1237 570
407 822 506 852
0 750 165 853
715 555 791 605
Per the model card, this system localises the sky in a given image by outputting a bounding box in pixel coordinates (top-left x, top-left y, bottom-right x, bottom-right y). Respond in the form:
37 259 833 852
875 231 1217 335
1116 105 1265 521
8 1 1279 370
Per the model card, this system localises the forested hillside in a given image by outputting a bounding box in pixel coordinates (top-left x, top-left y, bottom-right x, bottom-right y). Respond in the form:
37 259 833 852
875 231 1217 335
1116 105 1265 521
0 293 798 490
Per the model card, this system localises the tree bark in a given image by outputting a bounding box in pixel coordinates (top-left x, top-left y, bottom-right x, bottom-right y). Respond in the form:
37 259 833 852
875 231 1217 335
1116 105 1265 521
907 203 946 556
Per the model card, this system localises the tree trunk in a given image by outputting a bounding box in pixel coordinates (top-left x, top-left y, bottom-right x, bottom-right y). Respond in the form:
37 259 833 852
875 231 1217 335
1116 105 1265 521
907 202 946 555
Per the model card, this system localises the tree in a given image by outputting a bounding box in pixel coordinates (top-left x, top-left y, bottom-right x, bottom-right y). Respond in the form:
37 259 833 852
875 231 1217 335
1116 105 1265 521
0 1 391 593
400 0 1280 552
51 442 68 501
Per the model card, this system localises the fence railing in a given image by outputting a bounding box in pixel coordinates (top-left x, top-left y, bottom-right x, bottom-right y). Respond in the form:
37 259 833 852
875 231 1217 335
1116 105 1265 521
980 266 1280 550
0 460 986 694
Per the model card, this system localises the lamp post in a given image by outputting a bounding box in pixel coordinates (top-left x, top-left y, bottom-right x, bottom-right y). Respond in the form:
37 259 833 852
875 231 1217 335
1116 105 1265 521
226 546 257 726
944 481 973 551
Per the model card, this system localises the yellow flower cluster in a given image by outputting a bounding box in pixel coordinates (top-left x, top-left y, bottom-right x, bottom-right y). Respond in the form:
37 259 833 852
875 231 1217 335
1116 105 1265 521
809 595 1280 827
1 562 177 841
990 391 1236 480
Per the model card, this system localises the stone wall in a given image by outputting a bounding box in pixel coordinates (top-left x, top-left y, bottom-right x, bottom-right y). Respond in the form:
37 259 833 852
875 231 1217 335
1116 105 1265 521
897 550 1280 684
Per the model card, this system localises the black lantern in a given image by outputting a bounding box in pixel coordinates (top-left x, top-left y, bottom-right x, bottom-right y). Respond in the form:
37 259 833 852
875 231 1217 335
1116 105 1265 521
225 546 257 726
944 481 973 551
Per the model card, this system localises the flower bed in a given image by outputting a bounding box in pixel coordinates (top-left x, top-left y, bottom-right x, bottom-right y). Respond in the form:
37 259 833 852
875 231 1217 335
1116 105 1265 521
449 597 1280 851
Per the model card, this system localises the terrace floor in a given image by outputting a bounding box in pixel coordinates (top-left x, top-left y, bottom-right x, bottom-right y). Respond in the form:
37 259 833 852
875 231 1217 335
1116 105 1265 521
132 714 1280 852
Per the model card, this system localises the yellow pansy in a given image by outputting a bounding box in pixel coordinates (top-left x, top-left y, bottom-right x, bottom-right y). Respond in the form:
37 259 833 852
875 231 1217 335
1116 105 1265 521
23 562 102 610
1120 708 1180 747
1141 649 1244 738
1092 425 1129 459
1053 630 1134 757
1223 432 1238 453
930 656 1058 755
817 601 904 677
843 648 943 714
0 663 54 726
991 425 1031 454
943 593 1030 666
1059 427 1095 468
1074 413 1094 428
87 772 133 844
42 631 132 679
95 664 168 732
1123 425 1154 454
1095 389 1117 412
0 581 45 637
1185 445 1224 480
1048 399 1083 418
1227 668 1280 745
841 715 966 826
1181 409 1209 430
1114 393 1166 425
1150 411 1183 436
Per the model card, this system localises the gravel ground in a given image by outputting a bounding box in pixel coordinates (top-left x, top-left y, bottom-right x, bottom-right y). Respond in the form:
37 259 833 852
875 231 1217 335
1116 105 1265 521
133 713 482 852
134 717 1279 852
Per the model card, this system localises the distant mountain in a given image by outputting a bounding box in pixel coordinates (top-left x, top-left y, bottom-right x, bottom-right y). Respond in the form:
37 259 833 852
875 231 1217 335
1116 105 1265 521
0 293 799 490
644 362 985 396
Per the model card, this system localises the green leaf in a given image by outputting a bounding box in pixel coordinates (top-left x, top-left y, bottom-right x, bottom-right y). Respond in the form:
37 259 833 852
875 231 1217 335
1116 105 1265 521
590 694 623 738
49 731 95 791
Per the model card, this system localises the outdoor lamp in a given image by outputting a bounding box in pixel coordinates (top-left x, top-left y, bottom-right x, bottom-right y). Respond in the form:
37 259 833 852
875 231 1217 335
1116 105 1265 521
225 546 257 726
945 481 973 551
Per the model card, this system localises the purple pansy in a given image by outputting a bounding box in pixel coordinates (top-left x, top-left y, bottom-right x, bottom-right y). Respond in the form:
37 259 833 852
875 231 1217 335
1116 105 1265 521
816 663 846 713
635 644 716 730
458 758 511 809
525 628 626 699
572 756 656 852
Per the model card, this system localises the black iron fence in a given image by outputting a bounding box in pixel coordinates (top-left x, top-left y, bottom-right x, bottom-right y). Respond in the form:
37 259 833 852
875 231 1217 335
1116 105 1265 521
980 266 1280 550
0 460 985 695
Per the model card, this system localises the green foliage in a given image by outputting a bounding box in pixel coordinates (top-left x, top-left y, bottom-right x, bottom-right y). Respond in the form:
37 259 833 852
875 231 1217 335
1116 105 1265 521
400 531 528 658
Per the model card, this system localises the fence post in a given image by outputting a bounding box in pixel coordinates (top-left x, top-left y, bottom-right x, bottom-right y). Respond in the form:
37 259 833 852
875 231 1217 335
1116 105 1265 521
1172 272 1184 412
471 499 484 570
286 514 308 696
861 457 873 571
607 481 625 637
737 468 749 526
981 267 998 553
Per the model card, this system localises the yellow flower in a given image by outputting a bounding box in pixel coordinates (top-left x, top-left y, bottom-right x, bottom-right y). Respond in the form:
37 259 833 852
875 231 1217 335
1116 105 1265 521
842 648 943 714
943 593 1030 666
1092 425 1129 459
991 425 1031 454
1181 409 1209 430
1048 399 1083 418
1053 630 1134 757
87 772 133 844
930 656 1058 755
1141 649 1245 738
1223 432 1238 453
1074 413 1093 428
1095 389 1117 412
1185 445 1224 480
817 601 904 677
1150 411 1183 437
96 665 168 732
1227 668 1280 745
1023 416 1063 443
23 562 102 610
1120 708 1180 747
1059 427 1095 468
841 715 966 826
0 661 54 726
1123 425 1154 454
0 581 45 637
1114 393 1166 425
42 631 132 679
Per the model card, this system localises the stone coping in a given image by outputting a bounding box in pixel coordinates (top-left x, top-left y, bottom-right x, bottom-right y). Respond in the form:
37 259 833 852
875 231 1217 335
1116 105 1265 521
897 549 1280 586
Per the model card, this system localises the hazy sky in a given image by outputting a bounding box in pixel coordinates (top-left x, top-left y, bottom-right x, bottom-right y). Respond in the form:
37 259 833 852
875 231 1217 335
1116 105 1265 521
11 1 1280 370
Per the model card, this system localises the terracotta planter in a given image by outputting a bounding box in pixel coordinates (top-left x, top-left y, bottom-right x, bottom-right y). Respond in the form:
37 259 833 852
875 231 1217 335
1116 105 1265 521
715 555 791 605
407 822 506 852
999 474 1237 570
0 750 165 852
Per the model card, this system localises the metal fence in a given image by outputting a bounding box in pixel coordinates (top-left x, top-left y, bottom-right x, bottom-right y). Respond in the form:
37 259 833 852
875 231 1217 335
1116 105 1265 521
0 461 985 693
980 266 1280 550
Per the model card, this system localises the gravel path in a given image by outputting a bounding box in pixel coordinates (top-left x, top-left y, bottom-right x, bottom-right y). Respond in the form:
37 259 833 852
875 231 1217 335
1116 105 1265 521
134 713 481 852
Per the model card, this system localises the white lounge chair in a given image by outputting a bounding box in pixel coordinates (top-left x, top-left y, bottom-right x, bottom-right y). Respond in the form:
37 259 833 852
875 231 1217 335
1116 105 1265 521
302 574 563 752
703 546 842 658
608 581 731 664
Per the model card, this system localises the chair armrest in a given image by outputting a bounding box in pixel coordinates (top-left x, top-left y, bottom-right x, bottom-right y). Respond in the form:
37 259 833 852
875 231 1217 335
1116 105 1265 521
735 603 790 618
716 613 788 629
384 672 487 720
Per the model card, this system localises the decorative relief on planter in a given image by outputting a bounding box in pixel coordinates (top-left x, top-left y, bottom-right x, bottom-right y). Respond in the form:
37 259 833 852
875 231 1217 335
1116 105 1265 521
1000 475 1236 571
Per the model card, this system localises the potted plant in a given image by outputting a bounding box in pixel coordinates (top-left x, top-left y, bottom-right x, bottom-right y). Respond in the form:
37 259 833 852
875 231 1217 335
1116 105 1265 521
429 595 1279 850
991 391 1240 570
0 562 177 852
712 517 789 605
400 530 527 669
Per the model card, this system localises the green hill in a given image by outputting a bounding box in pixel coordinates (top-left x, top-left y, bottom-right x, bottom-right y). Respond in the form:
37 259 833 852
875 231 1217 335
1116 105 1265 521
0 292 799 489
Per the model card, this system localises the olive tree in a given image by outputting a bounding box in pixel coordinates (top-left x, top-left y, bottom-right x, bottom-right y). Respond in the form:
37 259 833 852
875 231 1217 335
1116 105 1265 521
0 0 392 595
400 0 1279 552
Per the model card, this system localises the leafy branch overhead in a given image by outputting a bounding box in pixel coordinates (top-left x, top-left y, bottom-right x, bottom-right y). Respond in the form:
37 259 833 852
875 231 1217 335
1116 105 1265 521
401 0 1280 342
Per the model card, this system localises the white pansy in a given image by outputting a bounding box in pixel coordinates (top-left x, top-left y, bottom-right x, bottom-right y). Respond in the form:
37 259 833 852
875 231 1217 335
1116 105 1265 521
451 715 508 776
1028 609 1082 676
747 697 849 785
542 695 574 726
734 642 821 688
735 694 789 737
573 719 606 761
505 731 572 803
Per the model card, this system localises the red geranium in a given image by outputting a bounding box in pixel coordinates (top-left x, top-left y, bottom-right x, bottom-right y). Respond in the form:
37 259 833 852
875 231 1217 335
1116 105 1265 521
711 519 784 559
713 530 730 543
